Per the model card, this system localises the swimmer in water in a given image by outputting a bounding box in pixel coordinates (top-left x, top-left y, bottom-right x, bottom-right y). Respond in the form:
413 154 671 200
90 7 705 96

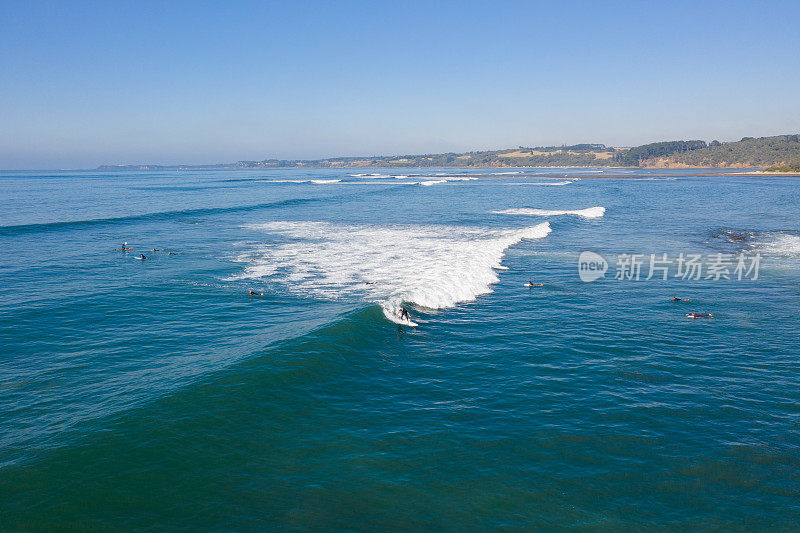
671 297 691 302
400 306 410 321
248 291 263 296
686 312 713 319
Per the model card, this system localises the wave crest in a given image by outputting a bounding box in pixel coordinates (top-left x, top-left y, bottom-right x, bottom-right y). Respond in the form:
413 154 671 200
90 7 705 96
270 179 342 184
493 207 605 218
230 221 551 324
504 180 573 186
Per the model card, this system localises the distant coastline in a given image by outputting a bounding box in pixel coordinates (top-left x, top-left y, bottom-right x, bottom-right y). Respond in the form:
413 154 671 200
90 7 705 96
98 134 800 171
762 163 800 173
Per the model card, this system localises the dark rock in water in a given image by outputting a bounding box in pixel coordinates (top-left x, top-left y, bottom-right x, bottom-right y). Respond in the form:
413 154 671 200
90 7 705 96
711 230 751 244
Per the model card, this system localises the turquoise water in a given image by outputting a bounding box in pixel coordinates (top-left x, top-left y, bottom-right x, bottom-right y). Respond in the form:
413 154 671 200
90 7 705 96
1 168 799 530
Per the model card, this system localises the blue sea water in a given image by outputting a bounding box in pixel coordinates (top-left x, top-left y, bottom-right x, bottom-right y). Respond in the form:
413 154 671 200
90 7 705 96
1 168 799 530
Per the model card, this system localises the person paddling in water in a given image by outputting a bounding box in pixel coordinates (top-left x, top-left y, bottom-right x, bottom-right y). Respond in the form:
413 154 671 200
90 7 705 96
400 306 411 321
671 297 691 302
686 312 713 319
139 254 147 260
248 290 263 296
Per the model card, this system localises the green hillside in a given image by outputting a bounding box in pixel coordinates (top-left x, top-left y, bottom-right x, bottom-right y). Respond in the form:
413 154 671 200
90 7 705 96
641 135 800 168
98 134 800 170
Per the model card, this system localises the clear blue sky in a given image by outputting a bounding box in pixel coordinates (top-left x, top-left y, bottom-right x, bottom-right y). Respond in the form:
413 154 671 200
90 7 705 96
1 0 799 168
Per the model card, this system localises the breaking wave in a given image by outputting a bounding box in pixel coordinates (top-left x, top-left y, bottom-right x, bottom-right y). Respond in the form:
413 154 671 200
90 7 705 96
709 229 800 259
493 207 606 218
416 177 478 186
750 233 800 258
348 173 417 179
270 179 342 184
505 181 573 186
228 221 551 325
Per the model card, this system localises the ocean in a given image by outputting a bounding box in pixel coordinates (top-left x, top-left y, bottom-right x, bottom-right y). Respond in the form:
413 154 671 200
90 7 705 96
1 168 799 530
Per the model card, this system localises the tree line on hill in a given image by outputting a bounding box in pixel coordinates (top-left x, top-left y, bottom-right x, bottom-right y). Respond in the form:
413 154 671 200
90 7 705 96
613 140 708 166
645 135 800 168
98 134 800 170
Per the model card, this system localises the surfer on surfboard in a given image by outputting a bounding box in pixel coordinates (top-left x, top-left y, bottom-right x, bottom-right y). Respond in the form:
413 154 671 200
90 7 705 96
400 306 411 321
686 312 713 319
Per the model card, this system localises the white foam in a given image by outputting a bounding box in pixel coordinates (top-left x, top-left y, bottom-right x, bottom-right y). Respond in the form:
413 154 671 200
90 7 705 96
271 179 342 184
337 181 417 186
348 173 391 179
350 173 428 180
415 177 478 186
493 207 606 218
504 181 573 186
752 233 800 258
229 220 551 324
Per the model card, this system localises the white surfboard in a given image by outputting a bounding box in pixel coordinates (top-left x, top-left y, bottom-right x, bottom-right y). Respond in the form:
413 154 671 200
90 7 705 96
395 316 418 327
